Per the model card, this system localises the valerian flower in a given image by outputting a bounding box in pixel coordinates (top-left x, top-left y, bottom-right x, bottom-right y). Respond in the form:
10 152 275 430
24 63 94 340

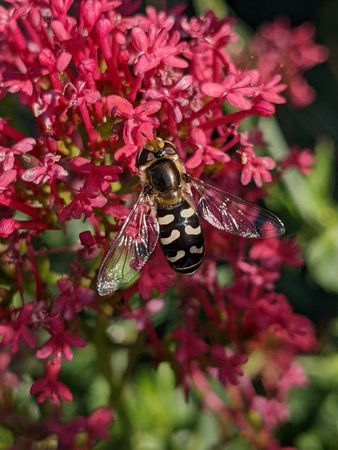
30 356 73 405
21 153 68 184
282 146 315 175
238 146 276 187
0 0 326 448
0 302 36 353
0 137 35 171
250 17 328 107
35 317 86 361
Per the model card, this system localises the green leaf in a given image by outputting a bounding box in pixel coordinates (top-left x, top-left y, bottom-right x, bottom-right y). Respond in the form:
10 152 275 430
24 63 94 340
306 224 338 293
296 432 324 450
307 138 335 200
192 0 229 16
0 426 14 449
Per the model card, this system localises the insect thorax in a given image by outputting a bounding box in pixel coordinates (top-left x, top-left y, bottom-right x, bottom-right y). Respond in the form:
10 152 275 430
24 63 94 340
145 158 182 206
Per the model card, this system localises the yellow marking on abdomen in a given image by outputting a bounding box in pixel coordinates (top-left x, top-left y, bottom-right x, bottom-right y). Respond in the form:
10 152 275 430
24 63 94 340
180 207 195 218
160 229 180 245
190 245 203 254
158 214 175 225
167 250 185 263
185 225 201 235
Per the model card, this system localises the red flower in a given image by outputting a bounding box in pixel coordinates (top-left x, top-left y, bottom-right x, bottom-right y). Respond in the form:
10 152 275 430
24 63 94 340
0 302 36 353
36 317 86 361
59 190 107 222
144 75 193 125
106 95 161 147
282 146 314 175
186 128 230 175
123 298 164 331
202 74 256 110
237 260 280 289
0 169 17 191
53 278 95 320
21 153 68 184
209 345 247 385
277 314 317 352
71 157 121 193
0 137 35 171
30 357 73 405
131 25 188 75
247 293 293 331
252 396 290 429
86 407 114 440
250 18 328 107
239 146 276 187
173 328 209 365
0 217 50 237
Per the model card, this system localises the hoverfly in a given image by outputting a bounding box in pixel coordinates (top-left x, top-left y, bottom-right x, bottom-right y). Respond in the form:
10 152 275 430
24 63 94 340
97 137 285 295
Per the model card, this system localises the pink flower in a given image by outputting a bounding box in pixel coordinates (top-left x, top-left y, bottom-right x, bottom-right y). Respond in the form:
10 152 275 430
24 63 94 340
239 146 276 187
30 357 73 405
131 25 188 75
237 260 280 289
0 217 50 237
282 146 314 175
123 298 165 331
186 128 230 174
144 75 193 125
21 153 68 184
202 74 256 110
250 18 328 107
86 407 114 440
210 345 247 385
0 302 36 353
0 169 17 191
190 368 225 413
278 362 308 397
249 238 303 269
253 72 287 106
252 396 290 429
59 190 107 221
36 317 86 361
53 278 95 320
173 328 208 366
70 157 121 196
2 69 45 97
106 95 161 147
0 137 35 171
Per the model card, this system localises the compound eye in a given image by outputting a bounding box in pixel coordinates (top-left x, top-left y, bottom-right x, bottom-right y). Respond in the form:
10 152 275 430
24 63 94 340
164 142 177 156
136 148 156 168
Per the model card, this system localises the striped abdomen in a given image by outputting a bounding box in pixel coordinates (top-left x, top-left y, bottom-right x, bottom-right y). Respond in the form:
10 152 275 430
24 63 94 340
157 199 204 275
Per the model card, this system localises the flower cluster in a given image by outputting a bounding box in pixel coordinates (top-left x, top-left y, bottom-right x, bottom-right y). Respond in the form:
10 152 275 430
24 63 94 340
250 17 328 107
0 1 324 448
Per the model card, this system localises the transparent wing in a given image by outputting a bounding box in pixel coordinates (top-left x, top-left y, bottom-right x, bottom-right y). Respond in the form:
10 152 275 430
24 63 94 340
190 177 285 239
97 191 159 295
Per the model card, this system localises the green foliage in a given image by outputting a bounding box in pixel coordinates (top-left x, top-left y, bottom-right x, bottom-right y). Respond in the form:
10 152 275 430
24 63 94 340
0 426 14 449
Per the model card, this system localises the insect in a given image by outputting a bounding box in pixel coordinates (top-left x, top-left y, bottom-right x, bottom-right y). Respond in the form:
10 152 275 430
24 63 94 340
97 137 285 295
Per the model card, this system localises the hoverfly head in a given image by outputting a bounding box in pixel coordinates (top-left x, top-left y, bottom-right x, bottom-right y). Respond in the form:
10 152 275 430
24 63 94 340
136 138 179 170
